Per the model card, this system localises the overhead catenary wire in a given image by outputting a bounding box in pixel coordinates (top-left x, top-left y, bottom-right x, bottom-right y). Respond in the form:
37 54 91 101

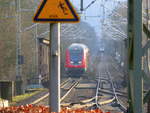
104 28 126 40
38 30 50 37
104 24 127 38
84 0 98 11
102 4 126 19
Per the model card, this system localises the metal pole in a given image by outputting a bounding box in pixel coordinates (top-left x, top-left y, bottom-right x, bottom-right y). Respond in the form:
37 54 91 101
146 0 150 112
133 0 143 112
49 23 61 112
80 0 84 11
38 40 42 81
35 25 38 77
16 0 23 95
35 24 39 83
144 0 150 78
128 0 143 112
127 0 133 112
102 0 105 25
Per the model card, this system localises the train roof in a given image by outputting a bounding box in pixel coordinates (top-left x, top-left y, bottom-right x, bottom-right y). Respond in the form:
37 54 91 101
68 43 88 50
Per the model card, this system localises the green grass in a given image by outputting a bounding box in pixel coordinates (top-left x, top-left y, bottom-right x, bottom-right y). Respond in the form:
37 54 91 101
11 88 47 105
0 98 8 102
0 1 10 6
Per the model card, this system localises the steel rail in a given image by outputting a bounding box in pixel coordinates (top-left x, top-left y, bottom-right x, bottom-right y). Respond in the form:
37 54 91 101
60 78 82 102
106 65 119 101
31 78 74 105
95 72 101 109
60 78 71 88
31 92 49 105
95 61 126 112
106 64 127 112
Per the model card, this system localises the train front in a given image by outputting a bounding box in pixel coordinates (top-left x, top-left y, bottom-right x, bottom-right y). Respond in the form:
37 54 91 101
65 44 88 76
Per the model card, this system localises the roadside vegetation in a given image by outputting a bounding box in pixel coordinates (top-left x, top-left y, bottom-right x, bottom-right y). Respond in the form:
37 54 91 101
11 88 46 105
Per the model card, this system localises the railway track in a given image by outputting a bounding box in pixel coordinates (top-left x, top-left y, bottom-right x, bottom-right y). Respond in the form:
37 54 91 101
60 77 82 102
106 65 127 112
95 63 127 112
32 77 82 105
31 54 127 112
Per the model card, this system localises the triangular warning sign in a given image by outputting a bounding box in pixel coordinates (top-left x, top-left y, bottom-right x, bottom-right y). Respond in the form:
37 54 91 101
33 0 80 23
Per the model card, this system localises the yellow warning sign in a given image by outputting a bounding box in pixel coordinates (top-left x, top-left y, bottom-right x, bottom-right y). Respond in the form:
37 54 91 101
33 0 80 23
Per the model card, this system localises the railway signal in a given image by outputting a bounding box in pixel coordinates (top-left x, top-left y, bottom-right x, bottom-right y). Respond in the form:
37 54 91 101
33 0 80 112
33 0 80 23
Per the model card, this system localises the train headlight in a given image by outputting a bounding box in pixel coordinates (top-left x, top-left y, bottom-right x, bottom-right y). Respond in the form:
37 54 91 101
78 61 82 64
70 61 74 64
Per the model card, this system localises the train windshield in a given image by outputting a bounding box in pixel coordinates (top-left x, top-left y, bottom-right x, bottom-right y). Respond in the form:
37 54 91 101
70 49 83 62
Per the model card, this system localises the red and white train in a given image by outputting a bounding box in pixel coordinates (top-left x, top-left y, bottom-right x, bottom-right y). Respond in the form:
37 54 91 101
65 43 89 76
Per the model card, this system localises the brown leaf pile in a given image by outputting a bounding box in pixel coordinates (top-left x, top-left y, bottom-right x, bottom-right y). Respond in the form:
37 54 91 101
0 105 111 113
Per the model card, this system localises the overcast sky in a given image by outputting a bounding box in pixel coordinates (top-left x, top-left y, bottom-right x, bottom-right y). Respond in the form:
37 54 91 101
71 0 127 38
